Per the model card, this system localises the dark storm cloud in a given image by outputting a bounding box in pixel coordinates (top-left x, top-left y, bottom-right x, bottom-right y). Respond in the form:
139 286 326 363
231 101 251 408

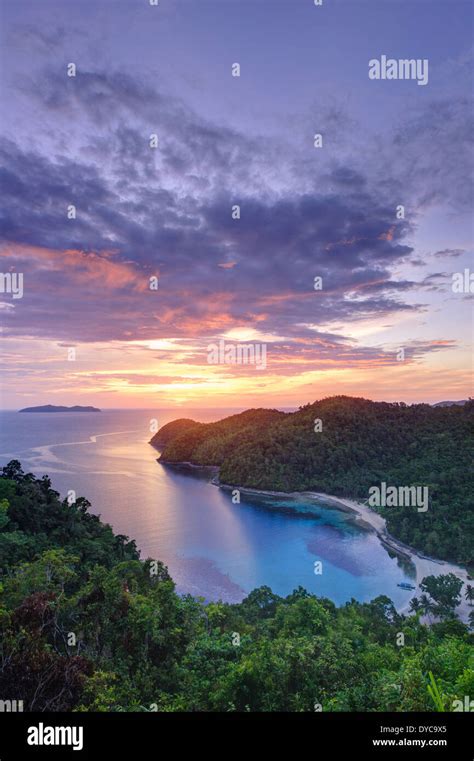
0 138 116 251
0 65 466 366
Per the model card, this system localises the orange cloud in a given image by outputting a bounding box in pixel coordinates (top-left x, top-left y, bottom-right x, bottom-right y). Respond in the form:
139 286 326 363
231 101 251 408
379 226 395 242
0 242 150 292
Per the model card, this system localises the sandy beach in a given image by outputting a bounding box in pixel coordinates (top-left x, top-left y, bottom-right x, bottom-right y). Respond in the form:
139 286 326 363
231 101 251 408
217 481 472 623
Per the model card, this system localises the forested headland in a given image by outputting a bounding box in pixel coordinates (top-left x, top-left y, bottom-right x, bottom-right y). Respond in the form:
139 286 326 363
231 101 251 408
1 460 472 712
151 396 474 566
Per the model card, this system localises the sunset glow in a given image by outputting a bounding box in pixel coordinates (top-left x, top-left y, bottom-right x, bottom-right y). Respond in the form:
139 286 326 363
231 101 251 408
1 1 472 410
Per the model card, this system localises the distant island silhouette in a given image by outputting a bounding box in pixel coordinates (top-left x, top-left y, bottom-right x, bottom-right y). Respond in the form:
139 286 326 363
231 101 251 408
18 405 101 413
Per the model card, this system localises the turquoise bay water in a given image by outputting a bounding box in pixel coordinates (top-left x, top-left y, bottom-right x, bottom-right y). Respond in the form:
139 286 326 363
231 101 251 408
0 409 415 606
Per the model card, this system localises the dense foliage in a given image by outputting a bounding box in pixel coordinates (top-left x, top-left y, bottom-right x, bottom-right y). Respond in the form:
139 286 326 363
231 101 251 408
151 408 285 464
0 461 472 712
152 396 474 565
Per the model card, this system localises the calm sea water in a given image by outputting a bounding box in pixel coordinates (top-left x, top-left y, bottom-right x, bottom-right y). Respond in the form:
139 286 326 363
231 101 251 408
0 409 414 606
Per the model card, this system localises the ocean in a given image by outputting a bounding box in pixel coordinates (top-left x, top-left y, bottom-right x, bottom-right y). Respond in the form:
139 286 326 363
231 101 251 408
0 408 415 605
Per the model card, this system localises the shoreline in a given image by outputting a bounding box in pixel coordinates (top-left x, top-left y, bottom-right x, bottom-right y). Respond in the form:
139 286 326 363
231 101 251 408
157 458 471 622
218 481 471 621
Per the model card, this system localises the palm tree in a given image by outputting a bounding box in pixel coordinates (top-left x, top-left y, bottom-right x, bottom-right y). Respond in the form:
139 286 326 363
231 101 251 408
464 584 474 606
409 596 421 614
416 593 436 623
469 610 474 630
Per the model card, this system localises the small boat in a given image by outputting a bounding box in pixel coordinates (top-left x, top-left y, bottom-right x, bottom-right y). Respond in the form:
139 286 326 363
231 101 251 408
397 582 416 590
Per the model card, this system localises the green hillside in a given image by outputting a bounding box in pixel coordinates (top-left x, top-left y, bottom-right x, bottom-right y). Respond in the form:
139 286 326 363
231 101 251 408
151 396 474 565
151 408 285 465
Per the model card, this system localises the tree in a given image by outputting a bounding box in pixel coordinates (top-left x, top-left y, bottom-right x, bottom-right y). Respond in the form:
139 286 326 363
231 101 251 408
0 499 9 530
1 460 23 481
409 596 421 614
464 584 474 606
419 575 463 619
1 461 472 714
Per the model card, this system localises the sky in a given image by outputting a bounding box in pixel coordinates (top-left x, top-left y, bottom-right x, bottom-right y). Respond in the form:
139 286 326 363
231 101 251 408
0 0 473 409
